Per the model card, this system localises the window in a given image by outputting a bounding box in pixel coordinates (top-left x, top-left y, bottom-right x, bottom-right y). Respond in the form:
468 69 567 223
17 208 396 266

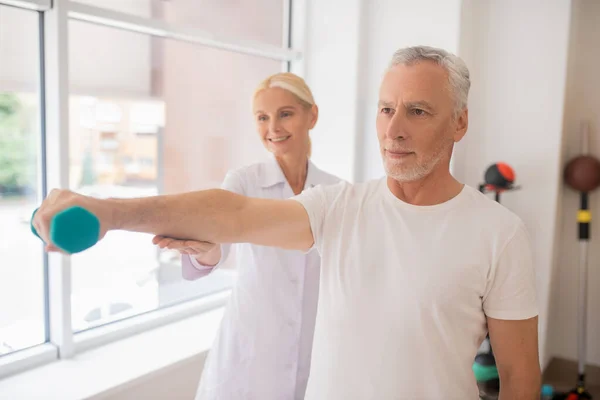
0 0 296 379
0 4 45 357
138 157 154 167
68 19 281 331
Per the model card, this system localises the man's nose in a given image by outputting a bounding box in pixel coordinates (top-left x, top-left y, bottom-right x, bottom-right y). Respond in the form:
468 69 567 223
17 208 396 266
385 112 408 140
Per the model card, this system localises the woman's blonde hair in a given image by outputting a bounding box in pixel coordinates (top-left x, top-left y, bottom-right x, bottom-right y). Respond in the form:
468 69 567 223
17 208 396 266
254 72 316 157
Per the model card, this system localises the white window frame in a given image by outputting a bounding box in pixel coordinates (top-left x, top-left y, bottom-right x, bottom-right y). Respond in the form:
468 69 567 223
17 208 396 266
0 0 49 11
67 1 300 62
0 0 305 381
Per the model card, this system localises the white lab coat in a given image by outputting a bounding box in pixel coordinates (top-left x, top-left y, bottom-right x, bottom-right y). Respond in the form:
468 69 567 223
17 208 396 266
182 157 341 400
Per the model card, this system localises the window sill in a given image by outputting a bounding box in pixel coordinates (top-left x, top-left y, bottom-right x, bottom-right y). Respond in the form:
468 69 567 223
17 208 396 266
0 302 226 399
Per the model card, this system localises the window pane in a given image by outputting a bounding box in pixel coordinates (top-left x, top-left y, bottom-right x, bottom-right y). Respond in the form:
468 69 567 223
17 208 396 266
68 20 281 332
0 6 45 356
72 0 286 47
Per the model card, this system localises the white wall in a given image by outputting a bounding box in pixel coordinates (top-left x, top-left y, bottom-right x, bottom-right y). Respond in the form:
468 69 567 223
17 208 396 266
549 0 600 367
300 0 363 183
92 354 205 400
452 0 572 368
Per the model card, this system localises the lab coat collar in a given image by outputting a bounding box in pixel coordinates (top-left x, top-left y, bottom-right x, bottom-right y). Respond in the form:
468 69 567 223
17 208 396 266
260 156 323 190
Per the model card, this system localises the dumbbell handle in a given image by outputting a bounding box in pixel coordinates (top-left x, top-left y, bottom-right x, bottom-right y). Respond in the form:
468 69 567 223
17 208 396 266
31 206 101 254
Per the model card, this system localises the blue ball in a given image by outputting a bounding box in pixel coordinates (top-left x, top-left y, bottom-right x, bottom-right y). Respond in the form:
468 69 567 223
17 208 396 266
541 384 554 397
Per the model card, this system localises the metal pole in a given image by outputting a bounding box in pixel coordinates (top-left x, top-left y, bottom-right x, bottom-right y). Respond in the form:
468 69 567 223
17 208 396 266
578 239 588 383
581 121 590 155
576 120 591 390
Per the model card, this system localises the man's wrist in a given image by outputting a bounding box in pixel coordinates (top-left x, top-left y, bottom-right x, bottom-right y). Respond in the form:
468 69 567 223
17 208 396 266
93 197 125 232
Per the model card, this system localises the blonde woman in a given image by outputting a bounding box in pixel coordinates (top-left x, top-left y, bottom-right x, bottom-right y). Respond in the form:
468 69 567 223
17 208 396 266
153 72 342 400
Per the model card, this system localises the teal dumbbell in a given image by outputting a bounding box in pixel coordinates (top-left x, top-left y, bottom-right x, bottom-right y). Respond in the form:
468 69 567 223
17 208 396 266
30 206 101 254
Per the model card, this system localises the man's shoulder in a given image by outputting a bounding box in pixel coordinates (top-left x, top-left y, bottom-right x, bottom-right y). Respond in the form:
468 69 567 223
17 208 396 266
463 185 521 216
311 177 383 197
297 178 383 212
460 185 527 238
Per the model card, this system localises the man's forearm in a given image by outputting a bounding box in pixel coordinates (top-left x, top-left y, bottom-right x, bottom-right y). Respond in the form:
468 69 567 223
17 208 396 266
498 375 541 400
104 189 244 243
35 186 311 252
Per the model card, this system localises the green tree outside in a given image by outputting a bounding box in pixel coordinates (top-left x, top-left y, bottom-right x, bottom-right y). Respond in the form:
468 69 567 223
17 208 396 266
0 93 37 196
80 147 97 187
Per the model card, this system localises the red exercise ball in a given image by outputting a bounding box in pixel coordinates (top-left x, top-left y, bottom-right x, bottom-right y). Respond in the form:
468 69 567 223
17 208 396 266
484 162 515 191
564 155 600 192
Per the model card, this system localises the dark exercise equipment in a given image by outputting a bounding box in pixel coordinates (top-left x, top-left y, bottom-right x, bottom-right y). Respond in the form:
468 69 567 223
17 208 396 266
31 206 100 254
474 162 521 400
478 162 520 200
473 347 500 400
553 122 599 400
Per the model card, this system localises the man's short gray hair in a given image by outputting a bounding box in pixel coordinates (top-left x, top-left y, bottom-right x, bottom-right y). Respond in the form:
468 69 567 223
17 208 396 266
389 46 470 116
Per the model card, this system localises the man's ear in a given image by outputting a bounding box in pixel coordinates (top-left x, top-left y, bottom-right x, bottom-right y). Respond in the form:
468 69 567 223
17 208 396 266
453 108 468 142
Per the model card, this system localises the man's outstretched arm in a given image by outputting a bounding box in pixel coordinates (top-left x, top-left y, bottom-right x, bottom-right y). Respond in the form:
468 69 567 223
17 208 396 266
32 188 314 252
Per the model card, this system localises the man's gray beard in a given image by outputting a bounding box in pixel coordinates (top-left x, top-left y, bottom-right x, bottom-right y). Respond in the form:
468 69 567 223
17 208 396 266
385 140 452 182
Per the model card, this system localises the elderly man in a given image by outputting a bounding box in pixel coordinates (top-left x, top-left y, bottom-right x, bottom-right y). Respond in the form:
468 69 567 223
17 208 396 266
33 46 541 399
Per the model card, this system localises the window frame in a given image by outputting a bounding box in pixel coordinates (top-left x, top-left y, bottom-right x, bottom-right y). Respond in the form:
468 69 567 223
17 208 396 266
0 0 303 380
0 0 50 11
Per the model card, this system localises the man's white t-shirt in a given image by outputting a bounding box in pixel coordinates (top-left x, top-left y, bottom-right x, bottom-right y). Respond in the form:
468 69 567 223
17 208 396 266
292 177 538 400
